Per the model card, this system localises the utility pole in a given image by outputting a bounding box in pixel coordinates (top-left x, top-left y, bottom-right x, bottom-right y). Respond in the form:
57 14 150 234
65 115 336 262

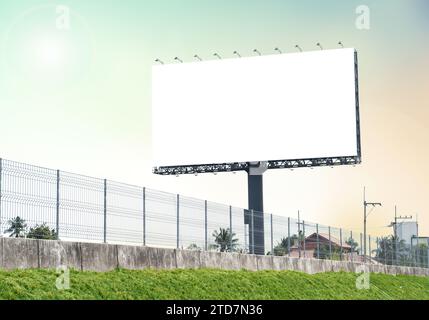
363 187 382 263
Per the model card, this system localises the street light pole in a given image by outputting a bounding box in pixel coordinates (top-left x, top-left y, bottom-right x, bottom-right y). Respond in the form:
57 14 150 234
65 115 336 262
363 187 382 263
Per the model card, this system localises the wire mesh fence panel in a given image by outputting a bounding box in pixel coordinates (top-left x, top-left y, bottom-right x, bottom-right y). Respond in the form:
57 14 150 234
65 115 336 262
231 206 247 253
271 214 289 256
367 235 376 262
316 224 331 260
144 188 177 248
59 171 104 242
341 228 355 262
328 227 342 261
303 221 317 259
207 201 230 252
288 217 300 258
264 213 271 255
106 181 143 245
0 160 57 236
178 195 205 250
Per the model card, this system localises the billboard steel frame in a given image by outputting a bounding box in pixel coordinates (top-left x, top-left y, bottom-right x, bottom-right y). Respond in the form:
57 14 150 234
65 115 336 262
152 155 360 175
152 50 362 256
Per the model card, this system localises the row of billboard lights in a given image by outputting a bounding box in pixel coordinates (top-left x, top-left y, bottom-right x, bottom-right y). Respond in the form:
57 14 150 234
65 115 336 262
155 41 345 65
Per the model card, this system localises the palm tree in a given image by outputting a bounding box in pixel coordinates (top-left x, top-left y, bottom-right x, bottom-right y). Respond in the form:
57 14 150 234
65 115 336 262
376 235 410 265
5 216 27 238
212 227 239 252
346 237 359 253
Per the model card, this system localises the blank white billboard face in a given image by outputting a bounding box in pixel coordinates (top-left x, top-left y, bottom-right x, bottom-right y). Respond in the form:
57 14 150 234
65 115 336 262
152 48 359 167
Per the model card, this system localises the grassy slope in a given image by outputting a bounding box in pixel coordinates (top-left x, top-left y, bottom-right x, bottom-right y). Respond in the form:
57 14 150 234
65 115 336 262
0 268 428 300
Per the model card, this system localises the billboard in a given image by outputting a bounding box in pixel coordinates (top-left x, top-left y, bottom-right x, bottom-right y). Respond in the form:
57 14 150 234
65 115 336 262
152 48 360 171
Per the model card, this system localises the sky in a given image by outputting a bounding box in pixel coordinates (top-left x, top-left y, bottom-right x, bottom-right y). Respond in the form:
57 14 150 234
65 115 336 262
0 0 428 237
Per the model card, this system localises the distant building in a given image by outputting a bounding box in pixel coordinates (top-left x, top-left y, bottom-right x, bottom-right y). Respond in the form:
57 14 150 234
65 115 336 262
289 233 352 258
396 221 418 245
288 233 377 263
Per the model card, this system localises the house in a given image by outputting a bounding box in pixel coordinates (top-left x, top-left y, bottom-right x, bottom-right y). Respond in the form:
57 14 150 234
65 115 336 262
288 232 354 260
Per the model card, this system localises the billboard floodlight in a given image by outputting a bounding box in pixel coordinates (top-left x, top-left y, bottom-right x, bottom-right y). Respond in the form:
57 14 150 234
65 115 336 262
338 41 344 48
174 57 183 63
213 53 222 59
155 58 164 64
295 45 303 52
194 54 202 61
253 49 261 56
233 51 242 58
316 43 323 50
274 47 282 54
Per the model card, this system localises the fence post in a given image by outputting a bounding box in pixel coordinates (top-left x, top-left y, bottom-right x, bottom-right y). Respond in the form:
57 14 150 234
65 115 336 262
143 187 146 246
426 248 429 268
368 235 371 262
251 209 255 254
415 238 418 267
350 230 353 262
360 233 363 257
328 226 332 259
316 224 320 259
297 212 301 258
340 228 343 261
229 205 232 252
56 170 60 240
0 158 3 234
103 179 107 243
287 217 291 257
384 239 387 265
303 220 306 258
205 200 208 251
376 236 379 262
176 194 180 249
270 214 274 256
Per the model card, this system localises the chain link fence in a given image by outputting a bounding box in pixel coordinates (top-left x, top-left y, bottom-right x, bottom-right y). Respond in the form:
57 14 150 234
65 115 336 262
0 158 427 268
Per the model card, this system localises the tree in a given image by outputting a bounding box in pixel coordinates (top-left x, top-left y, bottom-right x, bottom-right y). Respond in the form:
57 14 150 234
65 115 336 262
5 216 27 238
411 243 429 268
375 236 410 265
27 223 57 240
212 228 239 252
273 235 298 256
345 237 359 253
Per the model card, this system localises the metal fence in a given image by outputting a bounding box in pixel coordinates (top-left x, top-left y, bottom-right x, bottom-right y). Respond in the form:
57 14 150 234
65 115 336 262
0 158 427 268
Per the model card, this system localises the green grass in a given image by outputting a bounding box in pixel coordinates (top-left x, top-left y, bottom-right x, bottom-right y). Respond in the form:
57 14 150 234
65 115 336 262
0 268 428 300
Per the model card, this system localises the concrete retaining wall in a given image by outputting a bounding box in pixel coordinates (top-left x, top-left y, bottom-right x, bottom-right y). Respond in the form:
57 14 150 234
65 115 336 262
1 237 428 276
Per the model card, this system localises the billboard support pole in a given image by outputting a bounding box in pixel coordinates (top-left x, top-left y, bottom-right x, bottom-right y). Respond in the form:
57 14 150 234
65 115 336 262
247 162 268 255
